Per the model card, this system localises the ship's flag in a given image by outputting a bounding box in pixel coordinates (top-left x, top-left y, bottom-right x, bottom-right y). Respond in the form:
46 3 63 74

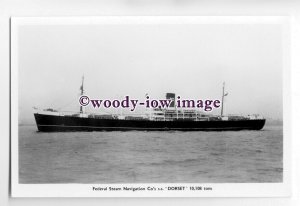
224 92 229 96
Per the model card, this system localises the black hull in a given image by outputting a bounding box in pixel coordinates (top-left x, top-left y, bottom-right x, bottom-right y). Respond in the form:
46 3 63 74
34 113 266 132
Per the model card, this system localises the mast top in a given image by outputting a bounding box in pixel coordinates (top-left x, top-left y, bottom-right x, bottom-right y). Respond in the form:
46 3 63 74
80 75 84 96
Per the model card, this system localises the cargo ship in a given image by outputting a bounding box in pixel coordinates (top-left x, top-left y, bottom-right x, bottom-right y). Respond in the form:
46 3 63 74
33 78 266 132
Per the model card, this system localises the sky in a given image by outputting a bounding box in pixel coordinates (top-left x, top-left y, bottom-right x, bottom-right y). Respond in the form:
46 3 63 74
17 22 283 124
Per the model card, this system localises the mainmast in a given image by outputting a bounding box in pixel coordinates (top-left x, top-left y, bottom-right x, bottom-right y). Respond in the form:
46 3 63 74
80 75 84 113
221 82 228 117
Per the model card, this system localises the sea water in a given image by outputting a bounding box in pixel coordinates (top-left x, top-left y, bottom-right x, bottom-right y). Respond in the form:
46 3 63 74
19 125 283 183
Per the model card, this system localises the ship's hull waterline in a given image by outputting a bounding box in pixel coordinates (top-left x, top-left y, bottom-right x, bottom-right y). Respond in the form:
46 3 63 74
34 113 266 132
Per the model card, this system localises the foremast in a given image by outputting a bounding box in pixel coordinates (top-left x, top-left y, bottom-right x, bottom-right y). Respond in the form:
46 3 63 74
80 75 84 114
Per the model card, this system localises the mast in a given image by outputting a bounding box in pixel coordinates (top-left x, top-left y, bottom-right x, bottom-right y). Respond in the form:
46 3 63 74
221 82 229 117
80 75 84 113
221 82 225 117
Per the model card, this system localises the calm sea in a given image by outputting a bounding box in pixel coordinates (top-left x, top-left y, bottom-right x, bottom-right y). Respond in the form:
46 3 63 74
19 125 283 183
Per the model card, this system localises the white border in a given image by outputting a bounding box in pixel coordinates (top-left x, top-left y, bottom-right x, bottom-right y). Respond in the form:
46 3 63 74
11 16 291 197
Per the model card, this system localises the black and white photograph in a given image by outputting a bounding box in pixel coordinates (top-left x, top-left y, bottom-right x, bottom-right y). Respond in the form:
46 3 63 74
10 16 290 197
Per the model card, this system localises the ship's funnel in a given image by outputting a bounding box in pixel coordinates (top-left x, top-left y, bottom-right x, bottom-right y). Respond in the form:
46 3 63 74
166 93 175 107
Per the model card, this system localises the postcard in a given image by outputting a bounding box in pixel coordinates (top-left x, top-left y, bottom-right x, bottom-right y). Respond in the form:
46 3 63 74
10 16 291 197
